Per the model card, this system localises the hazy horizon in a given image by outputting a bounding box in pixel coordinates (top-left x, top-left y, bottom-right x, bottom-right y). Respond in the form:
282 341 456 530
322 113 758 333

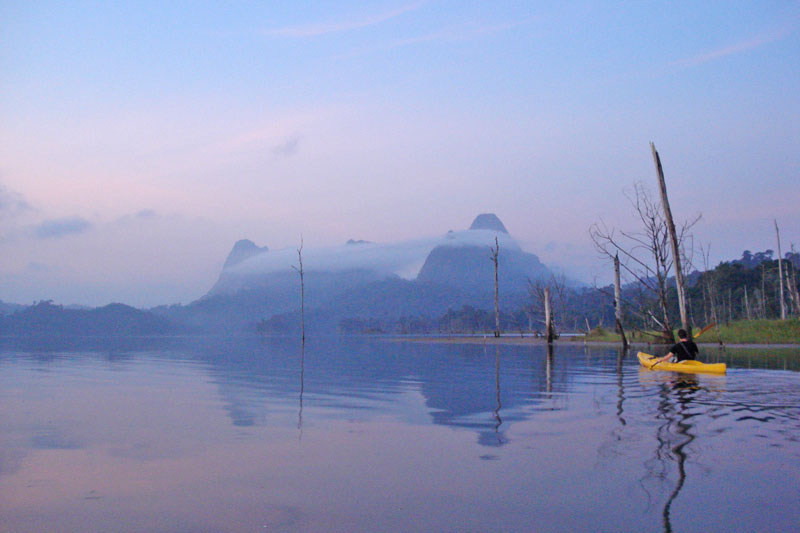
2 2 798 307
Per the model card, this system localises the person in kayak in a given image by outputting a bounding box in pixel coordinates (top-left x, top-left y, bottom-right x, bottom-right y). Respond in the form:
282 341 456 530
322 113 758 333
654 329 699 364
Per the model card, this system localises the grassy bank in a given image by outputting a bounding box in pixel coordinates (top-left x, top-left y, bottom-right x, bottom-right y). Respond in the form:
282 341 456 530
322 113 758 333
579 319 800 345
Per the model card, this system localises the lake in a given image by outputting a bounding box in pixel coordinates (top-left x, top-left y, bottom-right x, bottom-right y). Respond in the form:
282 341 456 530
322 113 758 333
1 337 799 532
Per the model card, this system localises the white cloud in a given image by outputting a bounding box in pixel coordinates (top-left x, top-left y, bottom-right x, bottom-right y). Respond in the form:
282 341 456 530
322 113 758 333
265 2 424 38
34 216 93 239
0 183 32 218
272 136 300 157
228 228 521 281
670 28 792 69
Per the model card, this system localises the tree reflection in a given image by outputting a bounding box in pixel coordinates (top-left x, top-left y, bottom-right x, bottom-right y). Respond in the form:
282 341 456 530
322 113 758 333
492 346 504 444
298 341 305 437
545 342 554 397
596 347 629 465
616 347 627 428
647 374 700 533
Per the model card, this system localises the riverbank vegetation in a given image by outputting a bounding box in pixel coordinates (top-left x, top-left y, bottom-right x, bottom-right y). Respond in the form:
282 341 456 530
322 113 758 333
580 319 800 345
335 249 800 345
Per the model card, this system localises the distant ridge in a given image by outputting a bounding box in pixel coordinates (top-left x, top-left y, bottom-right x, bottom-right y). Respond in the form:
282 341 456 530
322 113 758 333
223 239 268 269
0 301 176 336
187 212 560 333
469 213 508 233
417 213 552 293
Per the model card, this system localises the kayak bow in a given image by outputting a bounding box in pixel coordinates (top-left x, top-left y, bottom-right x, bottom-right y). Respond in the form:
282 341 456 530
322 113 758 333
637 351 726 374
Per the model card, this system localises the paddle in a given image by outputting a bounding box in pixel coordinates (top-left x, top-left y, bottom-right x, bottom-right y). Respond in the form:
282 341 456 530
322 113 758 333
694 323 716 339
647 325 713 369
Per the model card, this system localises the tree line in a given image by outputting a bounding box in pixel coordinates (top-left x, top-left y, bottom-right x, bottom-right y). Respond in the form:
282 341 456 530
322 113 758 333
334 248 799 337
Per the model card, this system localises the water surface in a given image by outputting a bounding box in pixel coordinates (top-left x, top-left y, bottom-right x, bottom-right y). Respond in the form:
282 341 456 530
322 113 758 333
1 338 798 532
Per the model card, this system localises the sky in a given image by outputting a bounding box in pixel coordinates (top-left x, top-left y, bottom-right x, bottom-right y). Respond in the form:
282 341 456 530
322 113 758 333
1 1 798 307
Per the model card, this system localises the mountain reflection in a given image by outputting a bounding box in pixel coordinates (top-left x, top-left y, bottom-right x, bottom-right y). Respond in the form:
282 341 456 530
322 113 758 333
167 336 573 447
0 336 593 446
3 337 800 532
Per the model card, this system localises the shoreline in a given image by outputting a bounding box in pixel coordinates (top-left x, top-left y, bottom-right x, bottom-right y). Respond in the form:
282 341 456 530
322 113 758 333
387 335 800 350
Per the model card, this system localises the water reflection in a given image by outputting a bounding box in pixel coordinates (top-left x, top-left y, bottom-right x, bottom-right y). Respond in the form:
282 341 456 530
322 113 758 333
298 341 305 435
657 375 698 533
492 346 504 445
2 337 800 531
637 369 731 533
616 347 627 428
546 342 553 396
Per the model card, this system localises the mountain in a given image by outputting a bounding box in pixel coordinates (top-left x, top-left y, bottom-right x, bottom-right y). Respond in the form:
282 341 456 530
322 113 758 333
165 213 561 333
469 213 509 233
0 300 26 316
0 301 178 336
417 216 553 294
209 239 270 294
224 239 268 269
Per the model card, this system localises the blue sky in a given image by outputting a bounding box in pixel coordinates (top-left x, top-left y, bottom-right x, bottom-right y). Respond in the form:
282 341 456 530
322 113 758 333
1 1 798 306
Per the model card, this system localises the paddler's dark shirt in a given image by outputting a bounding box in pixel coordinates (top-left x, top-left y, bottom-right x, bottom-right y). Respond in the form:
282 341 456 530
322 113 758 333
670 340 698 362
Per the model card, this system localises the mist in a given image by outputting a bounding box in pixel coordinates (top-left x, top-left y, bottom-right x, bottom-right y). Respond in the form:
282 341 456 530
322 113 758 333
228 228 522 280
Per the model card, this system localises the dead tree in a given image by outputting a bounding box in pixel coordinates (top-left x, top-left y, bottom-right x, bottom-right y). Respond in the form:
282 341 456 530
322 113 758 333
613 253 628 349
761 263 768 318
789 245 800 315
544 287 555 344
528 275 563 342
292 236 306 342
590 182 699 343
775 220 786 319
651 143 691 336
491 237 500 338
744 285 751 320
700 243 723 345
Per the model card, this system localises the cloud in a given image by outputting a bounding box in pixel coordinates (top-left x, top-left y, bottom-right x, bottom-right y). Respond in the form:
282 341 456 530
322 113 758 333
25 262 52 273
0 184 32 218
391 18 534 47
265 2 424 38
114 209 159 225
133 209 157 220
230 228 520 280
330 16 535 60
670 28 792 69
35 217 93 239
272 136 300 157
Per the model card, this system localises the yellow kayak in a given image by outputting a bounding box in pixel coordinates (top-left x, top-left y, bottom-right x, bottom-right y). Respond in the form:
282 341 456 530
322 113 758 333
637 351 726 374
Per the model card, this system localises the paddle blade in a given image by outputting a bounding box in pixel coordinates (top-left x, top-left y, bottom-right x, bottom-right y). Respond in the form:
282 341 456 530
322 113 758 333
694 323 716 338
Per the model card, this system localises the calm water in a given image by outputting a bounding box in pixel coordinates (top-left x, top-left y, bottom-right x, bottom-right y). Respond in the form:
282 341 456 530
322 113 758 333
1 337 799 532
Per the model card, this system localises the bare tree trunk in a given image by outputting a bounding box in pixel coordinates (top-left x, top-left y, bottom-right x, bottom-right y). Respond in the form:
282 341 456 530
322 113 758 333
789 251 800 316
292 237 305 342
761 264 767 318
656 271 674 342
585 317 591 334
613 253 628 349
784 266 796 317
544 287 554 344
744 285 751 320
775 220 786 319
651 142 690 336
705 273 721 344
491 237 500 338
728 288 733 324
711 298 723 345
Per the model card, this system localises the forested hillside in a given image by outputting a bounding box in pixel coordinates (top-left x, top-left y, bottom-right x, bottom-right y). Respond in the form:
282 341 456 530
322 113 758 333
334 249 800 336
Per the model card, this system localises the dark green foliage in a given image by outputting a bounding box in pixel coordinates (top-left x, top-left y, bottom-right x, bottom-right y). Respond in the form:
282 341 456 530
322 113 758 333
372 248 800 336
0 301 178 337
686 250 800 324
